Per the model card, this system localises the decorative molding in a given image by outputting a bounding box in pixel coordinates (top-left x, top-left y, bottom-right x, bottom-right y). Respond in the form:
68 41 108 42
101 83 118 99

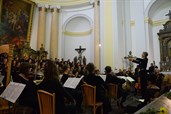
38 5 48 11
130 20 135 27
144 17 153 25
63 29 93 36
89 0 95 4
144 17 168 27
153 19 168 27
31 0 89 6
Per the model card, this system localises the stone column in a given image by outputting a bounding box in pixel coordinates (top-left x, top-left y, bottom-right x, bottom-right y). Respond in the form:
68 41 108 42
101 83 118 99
94 0 100 68
37 6 46 50
50 7 60 59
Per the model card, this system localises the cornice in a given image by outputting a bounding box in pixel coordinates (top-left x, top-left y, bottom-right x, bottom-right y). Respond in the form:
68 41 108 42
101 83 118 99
145 17 169 27
31 0 90 6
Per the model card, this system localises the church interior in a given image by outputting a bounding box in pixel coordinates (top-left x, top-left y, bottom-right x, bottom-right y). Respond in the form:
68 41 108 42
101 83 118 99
0 0 171 114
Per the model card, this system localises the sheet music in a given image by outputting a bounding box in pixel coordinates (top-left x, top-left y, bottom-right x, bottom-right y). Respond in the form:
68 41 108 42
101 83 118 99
0 82 26 103
63 76 83 89
117 76 127 80
117 76 135 82
126 76 135 82
99 75 107 81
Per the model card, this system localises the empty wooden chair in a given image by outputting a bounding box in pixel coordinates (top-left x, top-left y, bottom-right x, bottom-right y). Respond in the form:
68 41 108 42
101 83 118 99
37 90 55 114
81 84 103 114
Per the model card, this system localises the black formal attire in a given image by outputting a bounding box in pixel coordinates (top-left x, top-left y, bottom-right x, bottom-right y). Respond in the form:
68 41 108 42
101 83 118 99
38 78 75 114
105 74 127 107
61 74 83 113
149 66 155 75
61 74 69 84
84 73 111 114
14 75 38 114
156 73 164 89
133 58 148 98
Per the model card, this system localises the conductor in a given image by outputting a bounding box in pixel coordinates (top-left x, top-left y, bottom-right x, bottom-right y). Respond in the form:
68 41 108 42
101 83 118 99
129 52 148 98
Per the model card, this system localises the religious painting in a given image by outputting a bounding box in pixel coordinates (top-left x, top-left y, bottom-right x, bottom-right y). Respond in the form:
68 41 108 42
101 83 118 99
0 0 34 48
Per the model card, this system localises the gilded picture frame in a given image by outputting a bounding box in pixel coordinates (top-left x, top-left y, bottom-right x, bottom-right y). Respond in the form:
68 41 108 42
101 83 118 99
0 0 34 48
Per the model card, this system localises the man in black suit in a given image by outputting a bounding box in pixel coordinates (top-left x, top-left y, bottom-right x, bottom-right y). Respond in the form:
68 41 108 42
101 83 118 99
129 52 148 98
84 63 111 114
105 66 127 108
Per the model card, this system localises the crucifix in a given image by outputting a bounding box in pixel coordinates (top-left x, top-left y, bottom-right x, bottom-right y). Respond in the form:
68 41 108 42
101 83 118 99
165 10 171 20
75 46 86 64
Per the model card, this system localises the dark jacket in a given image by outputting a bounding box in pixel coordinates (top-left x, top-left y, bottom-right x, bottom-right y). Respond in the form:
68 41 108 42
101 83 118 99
133 58 148 71
37 78 74 114
14 75 38 111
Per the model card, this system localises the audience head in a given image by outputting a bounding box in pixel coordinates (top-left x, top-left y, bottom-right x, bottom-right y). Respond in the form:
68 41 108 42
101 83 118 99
63 65 70 74
142 52 148 59
105 66 112 74
20 62 31 76
86 63 95 73
95 69 100 75
44 59 59 80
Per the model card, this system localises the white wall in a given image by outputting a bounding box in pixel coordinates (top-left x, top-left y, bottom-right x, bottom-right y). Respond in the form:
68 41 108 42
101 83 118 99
59 6 94 63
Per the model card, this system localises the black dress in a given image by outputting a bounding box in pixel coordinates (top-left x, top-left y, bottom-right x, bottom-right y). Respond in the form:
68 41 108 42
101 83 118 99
37 78 74 114
105 74 127 107
84 73 111 114
14 75 38 114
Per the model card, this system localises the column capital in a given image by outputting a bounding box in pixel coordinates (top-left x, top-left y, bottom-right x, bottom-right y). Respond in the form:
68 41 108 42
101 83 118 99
89 0 95 4
50 5 61 12
91 0 100 7
38 6 48 12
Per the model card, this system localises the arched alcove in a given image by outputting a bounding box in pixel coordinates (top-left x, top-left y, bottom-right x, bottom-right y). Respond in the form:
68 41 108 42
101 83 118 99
62 15 94 63
145 0 171 19
145 0 171 67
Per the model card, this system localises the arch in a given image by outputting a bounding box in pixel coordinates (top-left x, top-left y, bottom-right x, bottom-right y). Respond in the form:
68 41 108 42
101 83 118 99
63 14 93 32
144 0 156 17
145 0 171 18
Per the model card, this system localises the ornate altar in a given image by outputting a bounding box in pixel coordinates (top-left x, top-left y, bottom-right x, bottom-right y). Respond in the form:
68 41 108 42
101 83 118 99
158 10 171 71
14 42 48 60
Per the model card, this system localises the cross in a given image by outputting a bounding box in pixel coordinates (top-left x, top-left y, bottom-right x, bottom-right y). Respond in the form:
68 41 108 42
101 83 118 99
165 10 171 20
75 46 86 64
75 45 86 54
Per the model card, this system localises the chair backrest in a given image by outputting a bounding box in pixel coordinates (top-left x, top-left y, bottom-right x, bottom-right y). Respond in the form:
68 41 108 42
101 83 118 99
108 83 118 98
0 44 14 86
37 90 55 114
81 84 96 106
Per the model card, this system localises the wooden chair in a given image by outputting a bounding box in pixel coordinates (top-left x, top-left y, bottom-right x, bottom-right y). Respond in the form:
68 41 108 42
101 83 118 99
81 84 103 114
0 44 14 114
37 90 55 114
107 83 120 108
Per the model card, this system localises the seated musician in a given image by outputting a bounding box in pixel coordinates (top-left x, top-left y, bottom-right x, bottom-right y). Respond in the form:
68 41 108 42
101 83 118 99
83 63 111 114
37 60 76 114
60 65 83 113
61 65 70 84
14 62 39 114
155 69 164 89
137 75 160 110
104 66 128 108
